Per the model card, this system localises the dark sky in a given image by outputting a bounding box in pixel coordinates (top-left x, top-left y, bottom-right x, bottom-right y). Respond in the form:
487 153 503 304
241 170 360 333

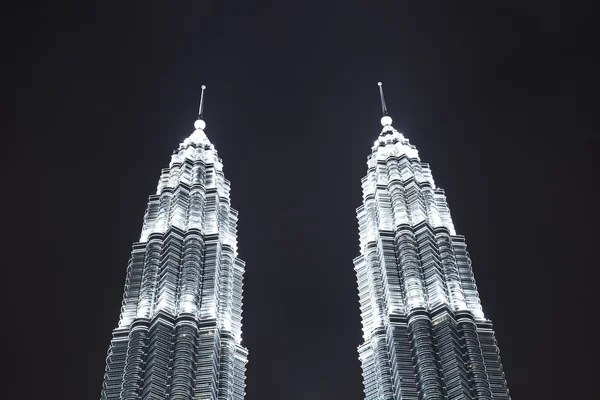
7 1 598 399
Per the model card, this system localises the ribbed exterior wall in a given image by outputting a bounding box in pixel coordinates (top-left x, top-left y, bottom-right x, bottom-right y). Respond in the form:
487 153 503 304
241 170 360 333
354 124 510 399
101 124 247 400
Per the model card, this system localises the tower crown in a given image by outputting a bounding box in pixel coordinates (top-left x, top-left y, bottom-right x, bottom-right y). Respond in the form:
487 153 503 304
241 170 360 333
101 85 248 400
354 82 510 399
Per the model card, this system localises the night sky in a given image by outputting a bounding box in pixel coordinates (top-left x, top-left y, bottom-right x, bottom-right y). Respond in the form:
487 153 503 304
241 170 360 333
7 2 598 399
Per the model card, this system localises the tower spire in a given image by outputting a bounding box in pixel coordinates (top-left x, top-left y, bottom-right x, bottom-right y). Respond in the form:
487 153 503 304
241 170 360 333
194 85 207 131
377 82 393 126
198 84 207 119
377 81 388 116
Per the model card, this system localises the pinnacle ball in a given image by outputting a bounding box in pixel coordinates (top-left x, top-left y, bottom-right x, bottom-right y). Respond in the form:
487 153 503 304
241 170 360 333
194 119 206 130
381 116 393 126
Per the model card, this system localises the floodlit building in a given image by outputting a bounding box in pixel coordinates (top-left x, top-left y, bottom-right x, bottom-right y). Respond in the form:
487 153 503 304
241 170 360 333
353 83 510 400
100 87 248 400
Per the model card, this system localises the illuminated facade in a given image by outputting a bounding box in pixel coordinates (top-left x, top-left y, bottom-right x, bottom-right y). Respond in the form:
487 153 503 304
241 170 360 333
353 83 510 400
101 88 248 400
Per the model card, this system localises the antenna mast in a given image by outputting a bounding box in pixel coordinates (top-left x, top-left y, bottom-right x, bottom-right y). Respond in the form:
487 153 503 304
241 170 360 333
198 85 207 119
377 82 388 116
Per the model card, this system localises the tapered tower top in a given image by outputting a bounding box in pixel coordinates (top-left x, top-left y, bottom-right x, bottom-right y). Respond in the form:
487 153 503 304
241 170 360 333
377 82 393 127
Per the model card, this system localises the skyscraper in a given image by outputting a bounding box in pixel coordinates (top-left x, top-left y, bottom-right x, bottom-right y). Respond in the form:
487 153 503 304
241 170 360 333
353 83 510 400
101 87 248 400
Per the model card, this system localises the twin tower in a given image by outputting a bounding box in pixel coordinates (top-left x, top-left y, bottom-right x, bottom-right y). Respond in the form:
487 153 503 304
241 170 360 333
100 84 510 400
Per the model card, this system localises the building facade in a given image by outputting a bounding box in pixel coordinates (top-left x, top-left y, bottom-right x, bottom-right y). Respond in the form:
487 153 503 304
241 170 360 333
353 84 510 400
100 95 248 400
